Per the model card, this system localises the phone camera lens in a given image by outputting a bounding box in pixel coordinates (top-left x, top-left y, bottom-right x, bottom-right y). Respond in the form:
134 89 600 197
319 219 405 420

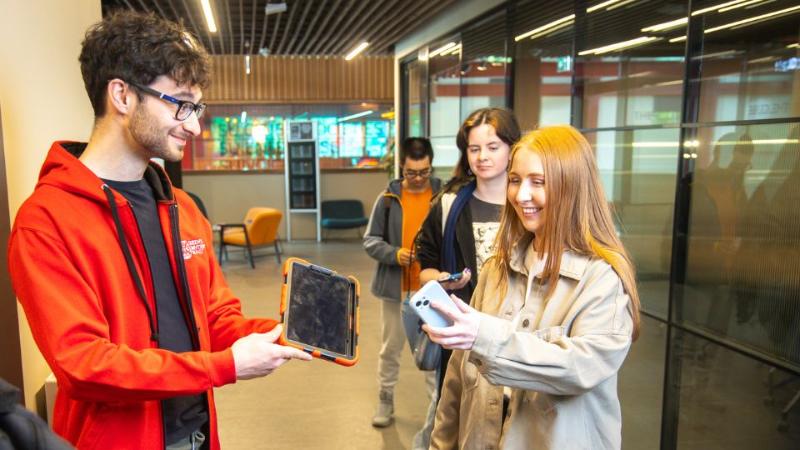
423 300 430 306
415 301 422 307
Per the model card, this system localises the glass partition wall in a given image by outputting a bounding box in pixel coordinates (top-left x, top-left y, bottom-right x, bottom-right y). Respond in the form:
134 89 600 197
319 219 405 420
400 1 800 448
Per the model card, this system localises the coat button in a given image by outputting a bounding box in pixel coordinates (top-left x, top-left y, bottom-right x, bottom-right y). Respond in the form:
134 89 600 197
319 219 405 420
522 319 530 328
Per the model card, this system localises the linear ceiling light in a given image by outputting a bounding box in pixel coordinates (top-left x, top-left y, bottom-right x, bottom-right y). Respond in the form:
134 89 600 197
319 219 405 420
692 0 748 15
265 2 288 15
200 0 217 33
718 0 764 13
587 0 623 13
607 0 639 11
429 42 457 58
345 42 369 60
640 0 769 34
747 56 777 63
338 110 373 122
705 5 800 33
669 35 688 43
641 17 688 32
788 43 800 49
578 36 660 55
440 44 462 56
515 14 575 41
691 49 743 60
522 20 575 41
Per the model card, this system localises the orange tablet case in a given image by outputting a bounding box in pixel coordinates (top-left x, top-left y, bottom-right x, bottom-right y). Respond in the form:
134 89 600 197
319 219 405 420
278 257 360 366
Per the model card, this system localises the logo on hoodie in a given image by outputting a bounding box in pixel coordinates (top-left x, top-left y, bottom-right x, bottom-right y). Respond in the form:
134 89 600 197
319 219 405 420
182 238 206 260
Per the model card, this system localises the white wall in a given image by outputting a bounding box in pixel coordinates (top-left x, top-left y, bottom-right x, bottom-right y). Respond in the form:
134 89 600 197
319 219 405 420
0 0 101 409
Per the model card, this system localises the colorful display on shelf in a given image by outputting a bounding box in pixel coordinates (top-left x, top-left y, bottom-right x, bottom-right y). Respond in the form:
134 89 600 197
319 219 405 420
365 121 389 157
190 113 393 171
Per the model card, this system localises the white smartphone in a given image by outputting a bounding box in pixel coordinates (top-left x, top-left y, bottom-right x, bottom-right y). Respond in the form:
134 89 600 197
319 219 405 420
409 280 457 328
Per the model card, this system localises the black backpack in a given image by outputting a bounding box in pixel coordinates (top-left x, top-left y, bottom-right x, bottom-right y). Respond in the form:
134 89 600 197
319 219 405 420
0 378 72 450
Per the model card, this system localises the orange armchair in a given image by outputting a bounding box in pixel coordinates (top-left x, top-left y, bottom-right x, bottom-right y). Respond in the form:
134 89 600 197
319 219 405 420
217 207 283 268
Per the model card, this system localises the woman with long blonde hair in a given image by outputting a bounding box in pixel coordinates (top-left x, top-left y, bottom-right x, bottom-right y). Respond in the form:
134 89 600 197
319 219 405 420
424 125 640 449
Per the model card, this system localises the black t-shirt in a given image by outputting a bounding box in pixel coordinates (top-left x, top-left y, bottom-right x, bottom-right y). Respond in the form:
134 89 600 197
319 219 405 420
469 195 503 274
104 178 208 444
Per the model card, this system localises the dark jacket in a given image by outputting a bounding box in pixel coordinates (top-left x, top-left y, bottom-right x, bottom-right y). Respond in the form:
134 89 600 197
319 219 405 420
364 177 442 301
416 188 479 304
0 378 72 450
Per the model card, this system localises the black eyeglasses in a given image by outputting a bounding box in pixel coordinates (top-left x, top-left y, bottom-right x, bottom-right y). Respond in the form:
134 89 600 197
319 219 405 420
129 82 206 121
402 168 432 179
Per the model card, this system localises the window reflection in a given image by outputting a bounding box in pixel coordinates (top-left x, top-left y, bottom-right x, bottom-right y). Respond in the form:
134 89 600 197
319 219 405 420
684 123 800 365
459 10 509 122
693 0 800 122
404 58 428 138
578 0 688 129
429 37 462 169
619 315 666 449
585 128 679 318
674 330 799 448
514 0 574 129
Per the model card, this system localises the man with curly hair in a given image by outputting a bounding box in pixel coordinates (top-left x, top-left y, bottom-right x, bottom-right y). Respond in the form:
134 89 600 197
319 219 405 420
8 11 310 450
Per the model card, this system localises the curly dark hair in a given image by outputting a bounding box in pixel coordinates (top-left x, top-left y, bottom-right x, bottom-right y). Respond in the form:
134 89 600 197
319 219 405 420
79 10 211 118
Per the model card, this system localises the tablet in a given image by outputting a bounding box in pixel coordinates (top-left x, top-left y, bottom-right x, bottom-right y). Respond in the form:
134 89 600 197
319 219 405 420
279 258 360 366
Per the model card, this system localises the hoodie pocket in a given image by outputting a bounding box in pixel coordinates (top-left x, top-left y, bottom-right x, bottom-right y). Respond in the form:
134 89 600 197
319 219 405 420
79 404 110 450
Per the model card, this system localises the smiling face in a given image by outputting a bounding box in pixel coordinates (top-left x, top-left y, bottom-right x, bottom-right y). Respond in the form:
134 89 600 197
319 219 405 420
466 123 511 183
129 75 203 162
507 148 547 236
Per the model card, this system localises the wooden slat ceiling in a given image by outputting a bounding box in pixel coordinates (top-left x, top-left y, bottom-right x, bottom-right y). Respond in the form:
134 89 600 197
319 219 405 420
101 0 458 56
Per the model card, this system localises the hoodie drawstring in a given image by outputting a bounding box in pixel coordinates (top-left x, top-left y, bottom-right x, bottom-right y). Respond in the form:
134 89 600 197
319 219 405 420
102 185 159 343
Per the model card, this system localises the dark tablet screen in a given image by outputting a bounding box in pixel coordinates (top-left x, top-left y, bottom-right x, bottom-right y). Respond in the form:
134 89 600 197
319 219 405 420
286 263 353 356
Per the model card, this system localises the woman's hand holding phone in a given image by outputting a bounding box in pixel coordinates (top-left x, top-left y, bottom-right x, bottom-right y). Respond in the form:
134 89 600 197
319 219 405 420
422 294 481 350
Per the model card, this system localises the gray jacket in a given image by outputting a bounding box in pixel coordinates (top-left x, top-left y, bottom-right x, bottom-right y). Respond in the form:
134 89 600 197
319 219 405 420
363 177 442 301
431 234 634 449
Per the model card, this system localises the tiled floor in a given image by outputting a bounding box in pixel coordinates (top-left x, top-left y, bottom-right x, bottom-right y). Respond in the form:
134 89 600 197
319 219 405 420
214 240 800 449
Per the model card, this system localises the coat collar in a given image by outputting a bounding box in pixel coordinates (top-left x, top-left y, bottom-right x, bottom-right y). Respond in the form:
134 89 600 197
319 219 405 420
508 234 590 281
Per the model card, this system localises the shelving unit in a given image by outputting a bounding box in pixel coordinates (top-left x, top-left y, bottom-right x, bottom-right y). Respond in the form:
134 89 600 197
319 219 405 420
284 121 321 241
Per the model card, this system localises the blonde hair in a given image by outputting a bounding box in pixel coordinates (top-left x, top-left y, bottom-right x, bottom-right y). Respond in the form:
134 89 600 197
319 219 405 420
493 125 641 340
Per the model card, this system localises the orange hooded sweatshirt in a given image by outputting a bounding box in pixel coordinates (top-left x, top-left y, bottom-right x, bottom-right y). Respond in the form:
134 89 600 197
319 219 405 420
8 142 276 449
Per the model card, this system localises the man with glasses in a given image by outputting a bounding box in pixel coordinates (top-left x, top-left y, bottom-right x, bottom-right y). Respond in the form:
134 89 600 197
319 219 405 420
8 11 310 450
364 137 441 448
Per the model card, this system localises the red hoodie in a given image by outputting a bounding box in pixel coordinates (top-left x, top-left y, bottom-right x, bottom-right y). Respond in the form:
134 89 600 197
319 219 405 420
8 142 277 449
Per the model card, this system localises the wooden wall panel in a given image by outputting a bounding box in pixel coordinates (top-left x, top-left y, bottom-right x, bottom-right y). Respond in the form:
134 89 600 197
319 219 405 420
204 55 394 103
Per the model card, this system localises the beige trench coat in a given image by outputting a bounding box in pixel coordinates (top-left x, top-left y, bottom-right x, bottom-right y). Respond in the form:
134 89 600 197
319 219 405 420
430 236 634 450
